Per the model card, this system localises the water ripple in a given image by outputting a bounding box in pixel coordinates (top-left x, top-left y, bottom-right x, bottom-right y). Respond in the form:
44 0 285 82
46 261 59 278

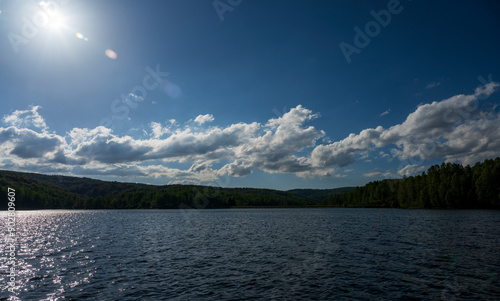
0 209 499 300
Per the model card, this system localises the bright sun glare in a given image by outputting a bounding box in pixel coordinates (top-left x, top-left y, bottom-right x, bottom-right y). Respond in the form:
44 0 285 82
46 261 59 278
47 14 66 31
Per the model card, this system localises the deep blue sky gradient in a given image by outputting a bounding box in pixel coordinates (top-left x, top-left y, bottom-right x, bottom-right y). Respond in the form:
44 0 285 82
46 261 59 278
1 0 499 189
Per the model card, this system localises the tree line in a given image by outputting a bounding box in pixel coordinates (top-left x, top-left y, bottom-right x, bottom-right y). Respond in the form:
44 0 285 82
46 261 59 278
1 157 499 209
0 172 316 209
321 157 500 209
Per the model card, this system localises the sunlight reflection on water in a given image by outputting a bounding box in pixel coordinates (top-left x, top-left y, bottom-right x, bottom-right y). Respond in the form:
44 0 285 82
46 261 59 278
0 209 499 300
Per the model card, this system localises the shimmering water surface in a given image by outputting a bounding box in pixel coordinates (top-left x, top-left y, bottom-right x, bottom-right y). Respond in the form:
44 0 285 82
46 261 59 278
1 209 499 300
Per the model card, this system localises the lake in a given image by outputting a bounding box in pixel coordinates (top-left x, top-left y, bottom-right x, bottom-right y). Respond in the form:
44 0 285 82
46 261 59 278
1 208 499 300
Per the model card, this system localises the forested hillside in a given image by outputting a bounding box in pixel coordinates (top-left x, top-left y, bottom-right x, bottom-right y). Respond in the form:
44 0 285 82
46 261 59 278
287 187 355 202
322 158 500 209
1 157 499 209
0 171 317 209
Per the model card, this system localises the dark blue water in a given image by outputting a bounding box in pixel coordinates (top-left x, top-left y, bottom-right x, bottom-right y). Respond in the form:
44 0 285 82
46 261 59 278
1 209 499 300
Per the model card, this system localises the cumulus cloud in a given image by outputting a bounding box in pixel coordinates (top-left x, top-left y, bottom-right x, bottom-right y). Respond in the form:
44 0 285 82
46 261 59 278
1 83 499 184
311 126 385 167
71 164 147 177
194 114 214 125
3 105 48 132
0 127 63 159
235 105 325 176
219 160 253 177
145 122 260 161
75 134 152 164
311 82 500 169
0 104 330 180
149 122 170 138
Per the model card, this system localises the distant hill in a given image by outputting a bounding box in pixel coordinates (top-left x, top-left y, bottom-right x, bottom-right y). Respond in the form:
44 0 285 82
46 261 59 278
2 157 498 210
0 170 340 209
287 187 355 202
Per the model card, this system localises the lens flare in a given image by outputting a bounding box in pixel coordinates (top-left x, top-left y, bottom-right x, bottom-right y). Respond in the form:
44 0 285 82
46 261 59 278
164 82 182 99
105 49 118 60
75 32 88 41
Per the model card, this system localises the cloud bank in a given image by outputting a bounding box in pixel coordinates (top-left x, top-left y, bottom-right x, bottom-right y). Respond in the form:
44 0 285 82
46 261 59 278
1 83 499 183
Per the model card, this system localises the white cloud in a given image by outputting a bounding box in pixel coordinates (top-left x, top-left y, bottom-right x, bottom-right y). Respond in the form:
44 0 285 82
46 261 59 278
145 122 260 162
1 84 499 184
311 126 385 167
194 114 214 125
426 81 441 89
39 1 55 10
128 92 144 102
0 127 64 159
168 179 201 185
363 171 391 178
67 126 112 147
232 105 327 176
3 105 48 132
149 122 170 138
0 105 331 180
219 160 253 177
397 164 427 176
379 151 390 158
380 109 390 117
311 82 500 169
188 161 213 173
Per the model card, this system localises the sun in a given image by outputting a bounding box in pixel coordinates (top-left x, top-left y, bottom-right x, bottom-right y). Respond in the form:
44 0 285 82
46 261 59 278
47 14 66 31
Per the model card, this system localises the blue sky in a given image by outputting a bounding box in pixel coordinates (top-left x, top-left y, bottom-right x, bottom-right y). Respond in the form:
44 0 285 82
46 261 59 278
1 0 499 190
